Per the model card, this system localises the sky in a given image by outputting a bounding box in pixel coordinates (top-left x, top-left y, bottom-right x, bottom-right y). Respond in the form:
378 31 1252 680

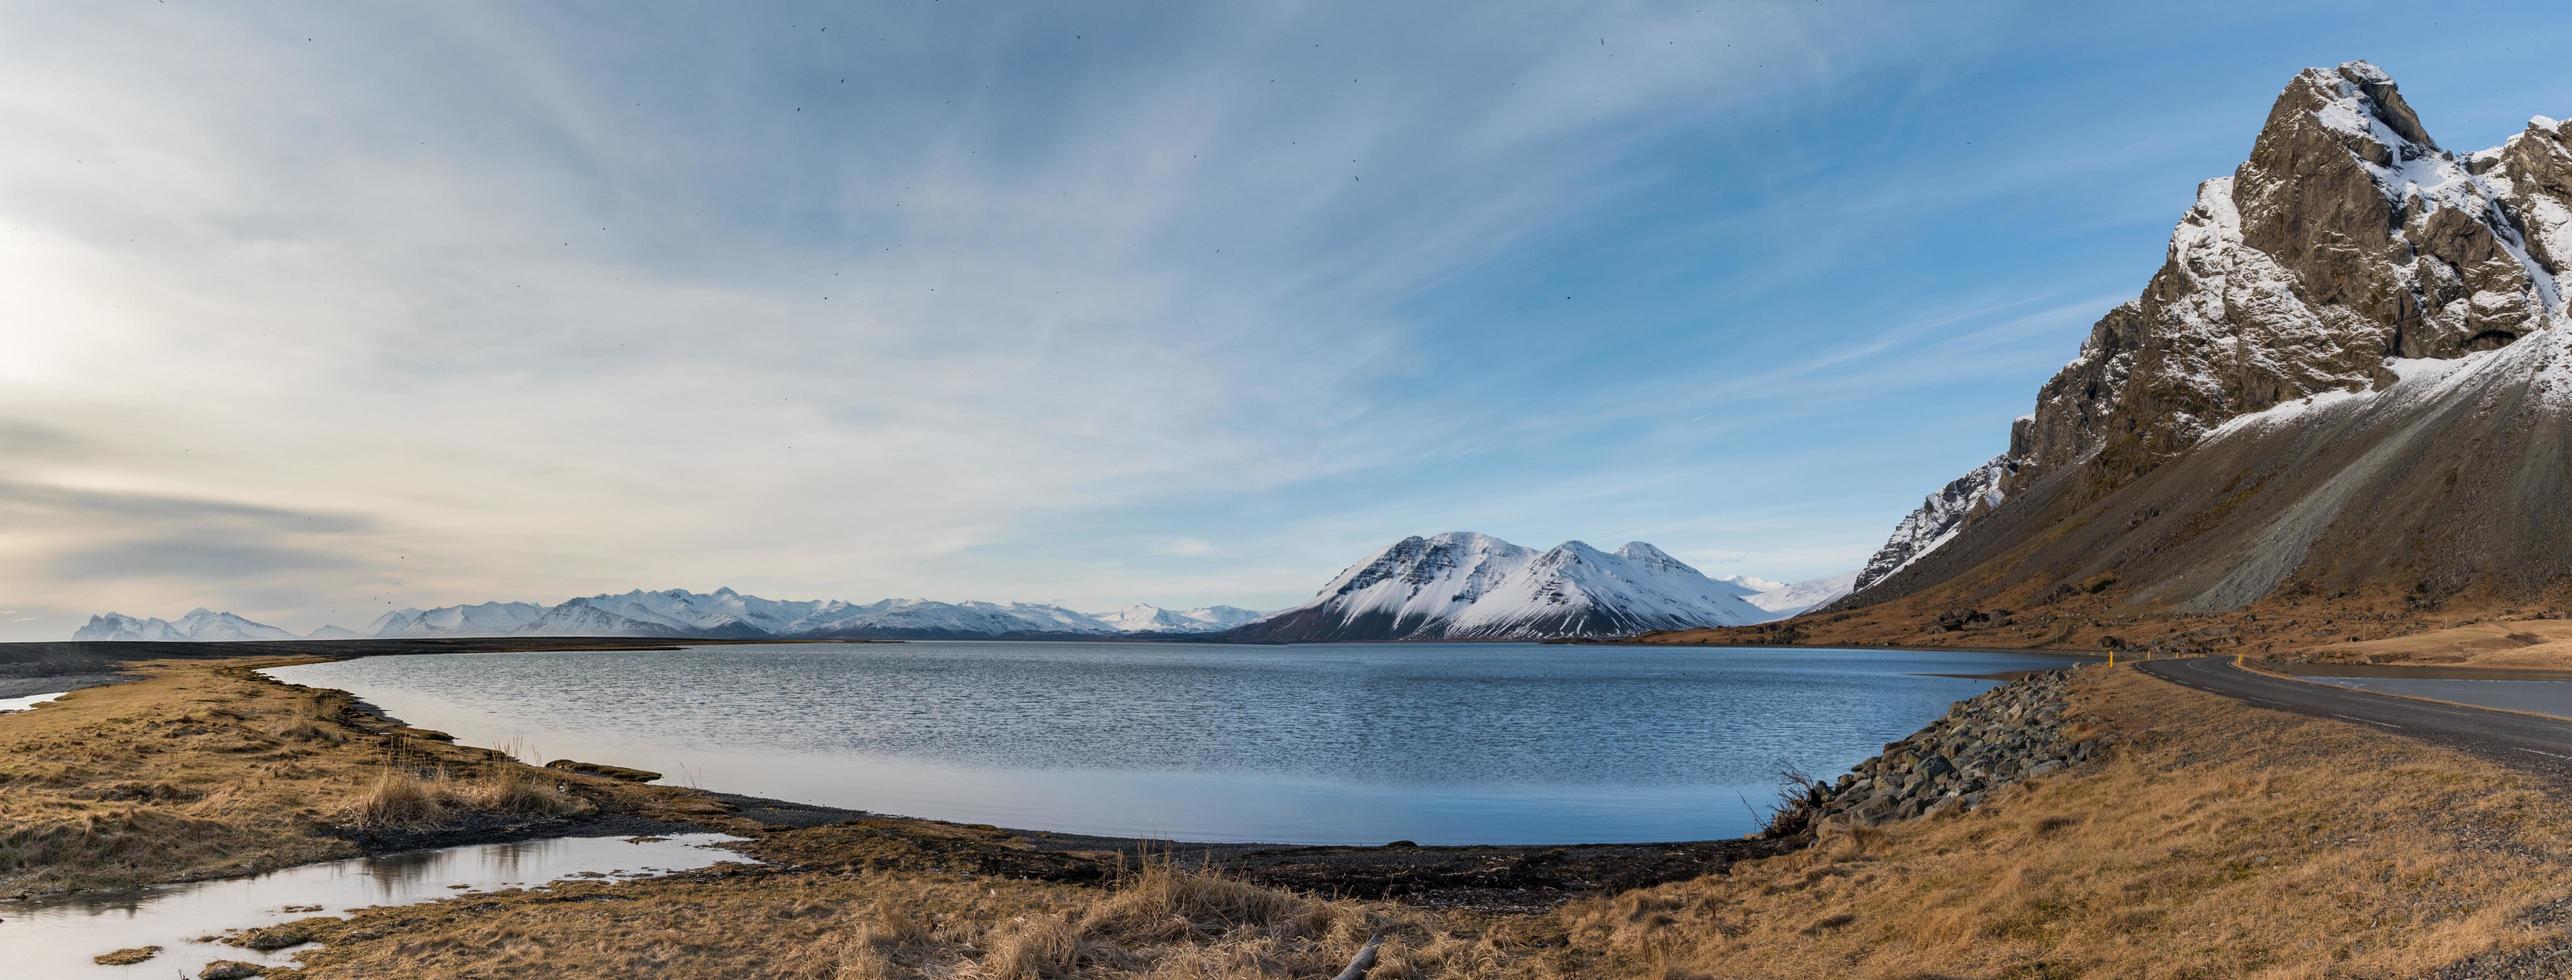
5 1 2572 638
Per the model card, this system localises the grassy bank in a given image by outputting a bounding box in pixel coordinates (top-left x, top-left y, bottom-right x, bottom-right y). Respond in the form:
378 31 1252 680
1644 588 2572 674
0 657 735 896
2295 620 2572 671
12 659 2571 976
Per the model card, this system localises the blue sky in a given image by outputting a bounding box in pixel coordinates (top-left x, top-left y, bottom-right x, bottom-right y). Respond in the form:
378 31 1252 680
4 1 2570 636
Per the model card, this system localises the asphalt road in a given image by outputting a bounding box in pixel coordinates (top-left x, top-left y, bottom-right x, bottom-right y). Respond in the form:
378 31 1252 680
2141 657 2572 782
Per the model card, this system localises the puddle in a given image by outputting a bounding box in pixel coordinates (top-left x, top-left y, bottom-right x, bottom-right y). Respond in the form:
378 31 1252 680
0 692 64 713
0 833 750 977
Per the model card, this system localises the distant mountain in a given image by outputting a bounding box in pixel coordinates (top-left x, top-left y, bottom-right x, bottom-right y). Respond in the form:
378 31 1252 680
367 601 547 638
79 587 1194 642
1736 573 1859 618
353 588 1127 640
74 609 298 642
785 597 1120 639
1092 604 1266 633
1232 533 1770 641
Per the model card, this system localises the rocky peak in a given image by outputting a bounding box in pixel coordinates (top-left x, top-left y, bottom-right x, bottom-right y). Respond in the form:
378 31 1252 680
1851 61 2569 602
1613 541 1692 573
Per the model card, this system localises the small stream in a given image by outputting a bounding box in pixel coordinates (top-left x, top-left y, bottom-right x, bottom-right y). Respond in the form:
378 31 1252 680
0 833 750 978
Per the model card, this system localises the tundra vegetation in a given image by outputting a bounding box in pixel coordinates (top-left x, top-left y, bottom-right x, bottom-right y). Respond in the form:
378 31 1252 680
5 657 2569 977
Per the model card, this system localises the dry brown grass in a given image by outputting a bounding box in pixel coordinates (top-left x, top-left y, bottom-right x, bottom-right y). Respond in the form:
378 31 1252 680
2298 618 2572 670
1531 667 2572 978
467 764 595 818
90 945 161 965
346 769 451 830
0 658 706 895
24 657 2572 978
1645 578 2572 666
269 853 1512 979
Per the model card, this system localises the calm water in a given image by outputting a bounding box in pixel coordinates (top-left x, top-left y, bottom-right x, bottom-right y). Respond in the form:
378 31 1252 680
0 834 748 979
266 642 2077 845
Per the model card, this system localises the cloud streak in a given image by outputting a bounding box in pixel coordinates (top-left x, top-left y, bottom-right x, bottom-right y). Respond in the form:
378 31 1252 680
5 2 2569 635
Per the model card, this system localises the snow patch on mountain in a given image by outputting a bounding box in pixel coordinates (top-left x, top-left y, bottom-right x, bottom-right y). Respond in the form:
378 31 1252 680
1714 575 1785 594
76 588 1268 641
1093 604 1266 633
1740 573 1859 617
1237 533 1773 641
368 601 548 638
1851 455 2016 596
74 609 298 642
1847 62 2572 608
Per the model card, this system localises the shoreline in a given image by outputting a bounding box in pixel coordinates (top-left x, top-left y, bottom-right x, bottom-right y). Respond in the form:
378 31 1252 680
5 645 1825 911
13 645 2569 975
246 639 2082 849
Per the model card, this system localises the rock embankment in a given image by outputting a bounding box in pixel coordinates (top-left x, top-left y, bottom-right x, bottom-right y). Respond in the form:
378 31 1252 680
1770 669 2105 835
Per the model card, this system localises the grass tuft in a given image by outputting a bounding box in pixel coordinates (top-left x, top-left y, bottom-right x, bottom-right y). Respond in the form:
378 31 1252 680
347 769 449 830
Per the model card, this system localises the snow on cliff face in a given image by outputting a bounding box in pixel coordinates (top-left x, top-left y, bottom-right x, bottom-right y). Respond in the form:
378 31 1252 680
1304 531 1537 635
1851 455 2016 594
73 609 297 642
1093 604 1265 633
1238 533 1769 641
1849 61 2572 604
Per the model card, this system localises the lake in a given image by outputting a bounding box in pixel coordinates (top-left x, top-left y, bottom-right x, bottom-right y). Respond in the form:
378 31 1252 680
264 641 2078 845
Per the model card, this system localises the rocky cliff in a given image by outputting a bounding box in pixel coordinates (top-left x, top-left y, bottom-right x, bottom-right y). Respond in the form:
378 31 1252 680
1847 62 2572 610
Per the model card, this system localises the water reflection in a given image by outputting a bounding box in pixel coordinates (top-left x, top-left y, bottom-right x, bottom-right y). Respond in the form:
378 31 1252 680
0 833 747 978
0 691 63 713
268 642 2079 844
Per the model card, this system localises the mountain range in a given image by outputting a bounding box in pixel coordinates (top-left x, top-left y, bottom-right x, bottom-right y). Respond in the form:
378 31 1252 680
1807 62 2572 648
72 609 302 643
76 592 1264 643
1230 533 1824 641
76 537 1846 643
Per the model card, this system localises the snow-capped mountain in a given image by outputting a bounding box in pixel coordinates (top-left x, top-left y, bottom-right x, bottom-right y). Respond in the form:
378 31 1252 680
74 609 298 642
785 598 1120 639
1840 62 2572 616
367 601 548 638
1092 604 1266 633
1736 573 1859 618
360 589 1126 640
80 588 1186 642
1232 533 1770 641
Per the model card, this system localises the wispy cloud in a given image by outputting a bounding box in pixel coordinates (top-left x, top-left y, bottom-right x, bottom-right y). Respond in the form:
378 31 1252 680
6 2 2567 633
